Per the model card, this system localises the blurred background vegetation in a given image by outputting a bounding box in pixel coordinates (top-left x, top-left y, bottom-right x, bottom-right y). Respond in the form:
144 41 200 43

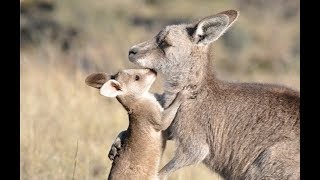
20 0 299 179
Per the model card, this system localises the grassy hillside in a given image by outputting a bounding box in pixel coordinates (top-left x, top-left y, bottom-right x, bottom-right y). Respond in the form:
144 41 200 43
20 0 299 179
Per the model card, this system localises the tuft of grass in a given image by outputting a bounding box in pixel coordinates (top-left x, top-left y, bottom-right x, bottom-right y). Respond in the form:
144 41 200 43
72 140 79 180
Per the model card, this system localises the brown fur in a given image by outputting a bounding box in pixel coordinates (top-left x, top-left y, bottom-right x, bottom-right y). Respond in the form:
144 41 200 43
85 69 186 180
108 97 164 180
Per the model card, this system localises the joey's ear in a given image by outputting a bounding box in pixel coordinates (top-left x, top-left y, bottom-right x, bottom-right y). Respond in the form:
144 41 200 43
100 80 123 97
85 73 111 89
190 10 239 45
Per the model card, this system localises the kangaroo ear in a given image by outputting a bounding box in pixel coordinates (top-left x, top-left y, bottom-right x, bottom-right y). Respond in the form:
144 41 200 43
85 73 111 89
100 80 123 97
191 10 239 45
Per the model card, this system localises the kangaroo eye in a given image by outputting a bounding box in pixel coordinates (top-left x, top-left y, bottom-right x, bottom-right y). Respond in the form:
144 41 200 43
159 40 170 49
135 75 140 81
198 34 206 42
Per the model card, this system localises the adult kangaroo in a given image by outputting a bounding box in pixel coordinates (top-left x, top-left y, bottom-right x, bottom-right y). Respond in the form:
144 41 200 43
120 10 299 179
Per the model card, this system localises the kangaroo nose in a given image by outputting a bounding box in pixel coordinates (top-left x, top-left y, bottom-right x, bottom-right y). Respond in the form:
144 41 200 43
128 48 138 56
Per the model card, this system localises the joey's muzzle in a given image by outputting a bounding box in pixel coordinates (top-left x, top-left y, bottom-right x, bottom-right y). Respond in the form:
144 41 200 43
149 69 157 76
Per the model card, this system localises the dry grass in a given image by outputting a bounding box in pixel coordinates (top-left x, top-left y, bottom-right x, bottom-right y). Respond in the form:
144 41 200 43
20 0 299 179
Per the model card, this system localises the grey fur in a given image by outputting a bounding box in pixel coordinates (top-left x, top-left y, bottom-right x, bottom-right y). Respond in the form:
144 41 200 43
125 9 300 180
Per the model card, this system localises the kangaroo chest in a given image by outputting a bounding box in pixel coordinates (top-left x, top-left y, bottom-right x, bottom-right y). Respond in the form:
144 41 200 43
168 98 209 141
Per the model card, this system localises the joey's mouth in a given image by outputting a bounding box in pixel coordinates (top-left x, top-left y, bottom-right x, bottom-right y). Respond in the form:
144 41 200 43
149 69 157 76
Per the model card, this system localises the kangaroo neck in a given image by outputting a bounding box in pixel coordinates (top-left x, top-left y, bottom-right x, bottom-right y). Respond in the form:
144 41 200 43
163 52 216 107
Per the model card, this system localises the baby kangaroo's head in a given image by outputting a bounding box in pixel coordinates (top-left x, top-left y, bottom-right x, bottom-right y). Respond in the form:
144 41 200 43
85 69 157 98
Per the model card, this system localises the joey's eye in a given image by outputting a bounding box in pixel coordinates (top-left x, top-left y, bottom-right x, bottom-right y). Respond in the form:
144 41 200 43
135 75 140 81
159 40 170 49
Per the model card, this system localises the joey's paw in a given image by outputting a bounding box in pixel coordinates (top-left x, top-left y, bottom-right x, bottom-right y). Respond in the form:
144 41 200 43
108 146 118 161
107 139 122 161
178 88 193 100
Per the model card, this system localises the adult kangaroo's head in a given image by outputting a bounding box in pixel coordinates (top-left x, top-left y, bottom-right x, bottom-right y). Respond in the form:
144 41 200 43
128 10 239 91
